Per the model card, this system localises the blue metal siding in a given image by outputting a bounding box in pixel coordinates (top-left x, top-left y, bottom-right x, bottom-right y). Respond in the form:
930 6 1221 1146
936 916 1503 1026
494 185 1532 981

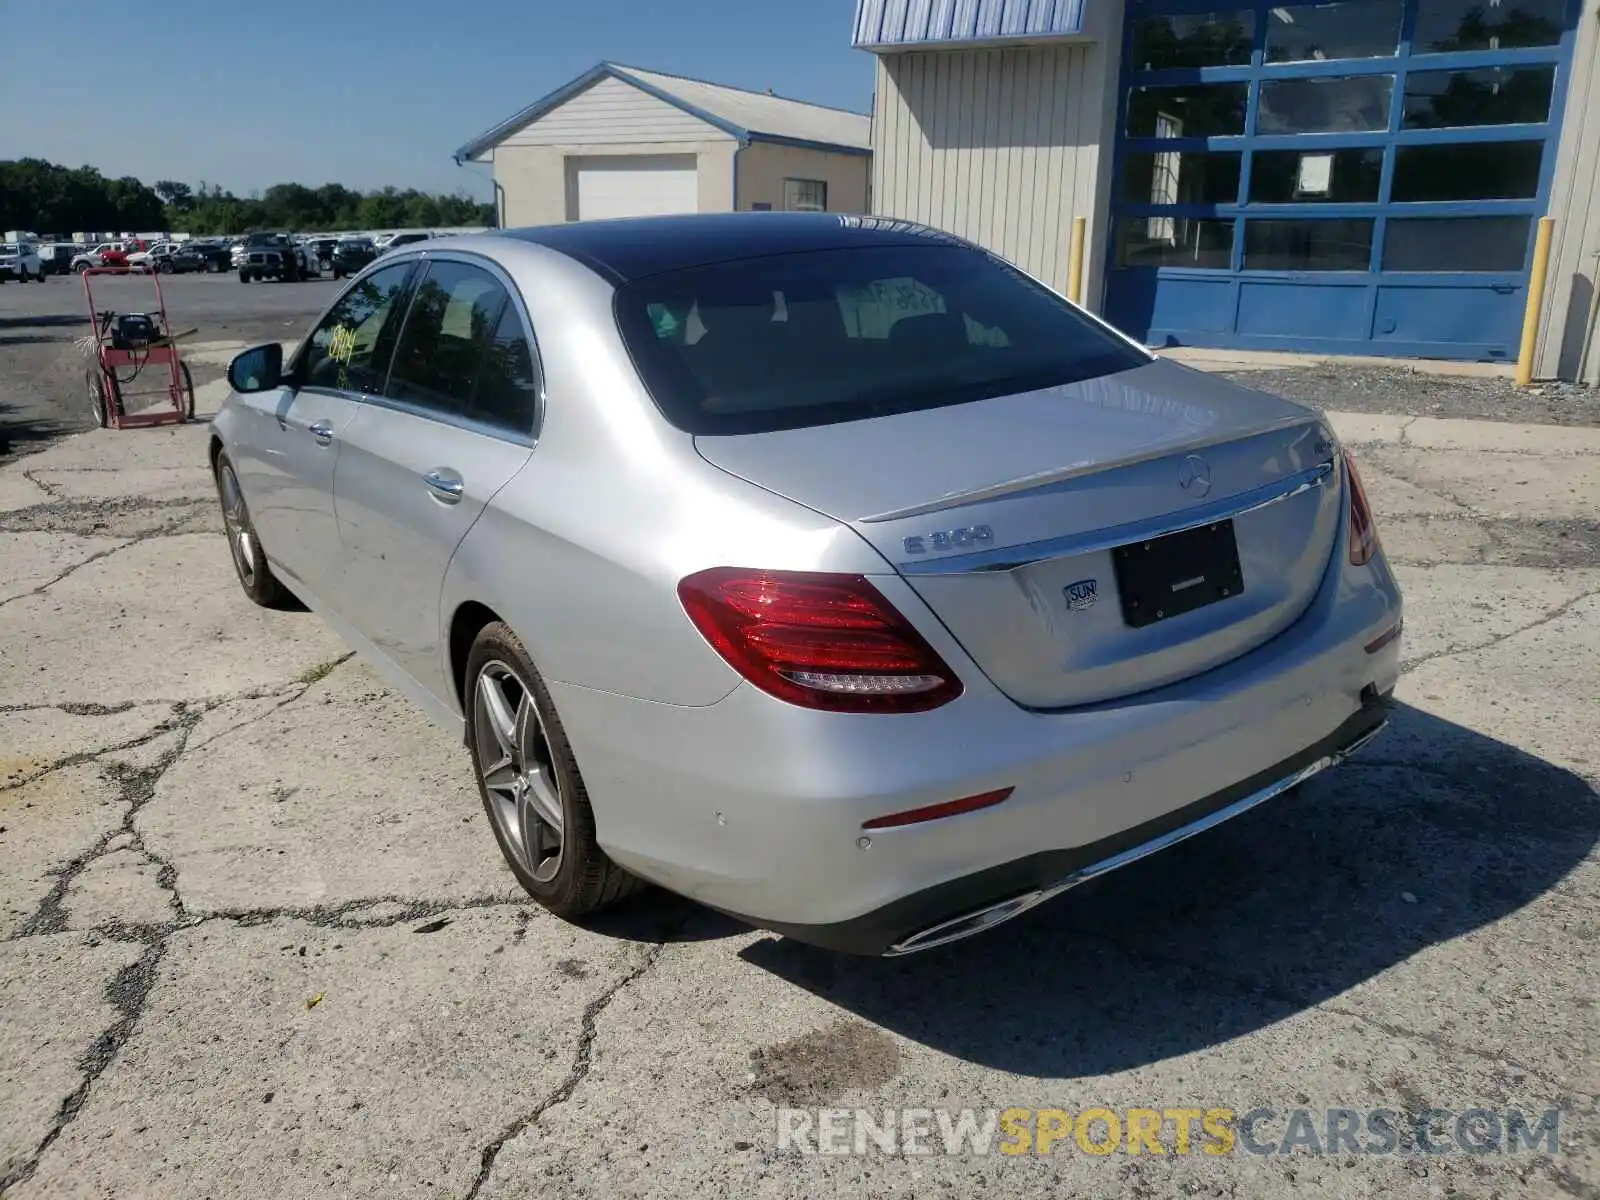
852 0 1087 47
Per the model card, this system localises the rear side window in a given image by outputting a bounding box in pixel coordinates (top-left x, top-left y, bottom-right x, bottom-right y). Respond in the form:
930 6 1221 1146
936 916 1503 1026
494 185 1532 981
300 262 414 393
384 260 537 436
615 245 1147 434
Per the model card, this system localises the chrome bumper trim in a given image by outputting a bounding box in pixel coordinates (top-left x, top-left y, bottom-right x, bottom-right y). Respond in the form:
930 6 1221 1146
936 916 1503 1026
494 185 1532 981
883 717 1387 957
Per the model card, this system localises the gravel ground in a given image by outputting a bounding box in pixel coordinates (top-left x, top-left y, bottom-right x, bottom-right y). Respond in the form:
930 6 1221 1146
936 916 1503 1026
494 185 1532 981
1223 363 1600 426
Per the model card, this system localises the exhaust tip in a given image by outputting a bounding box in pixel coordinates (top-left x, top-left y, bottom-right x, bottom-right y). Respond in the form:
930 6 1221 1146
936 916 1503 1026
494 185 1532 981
884 889 1052 956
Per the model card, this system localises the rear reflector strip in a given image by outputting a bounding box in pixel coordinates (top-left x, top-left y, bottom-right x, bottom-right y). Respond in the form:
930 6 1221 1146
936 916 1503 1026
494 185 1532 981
862 787 1014 830
1364 619 1403 655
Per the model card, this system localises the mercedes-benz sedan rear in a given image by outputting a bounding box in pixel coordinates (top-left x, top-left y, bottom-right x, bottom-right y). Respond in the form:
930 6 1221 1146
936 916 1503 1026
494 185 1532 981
208 213 1402 956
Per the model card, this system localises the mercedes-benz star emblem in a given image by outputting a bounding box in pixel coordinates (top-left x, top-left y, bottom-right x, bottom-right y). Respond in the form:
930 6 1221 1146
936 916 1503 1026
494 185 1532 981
1179 454 1212 498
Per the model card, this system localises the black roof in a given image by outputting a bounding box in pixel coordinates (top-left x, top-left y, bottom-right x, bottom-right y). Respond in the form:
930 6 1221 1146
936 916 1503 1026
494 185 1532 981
500 212 964 283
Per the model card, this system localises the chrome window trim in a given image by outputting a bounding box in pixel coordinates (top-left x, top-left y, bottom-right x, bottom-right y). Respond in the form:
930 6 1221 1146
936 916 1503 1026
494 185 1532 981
896 459 1336 575
289 248 547 450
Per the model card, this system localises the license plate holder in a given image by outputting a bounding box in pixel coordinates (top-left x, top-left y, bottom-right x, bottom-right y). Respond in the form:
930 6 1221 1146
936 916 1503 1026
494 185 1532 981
1112 520 1244 629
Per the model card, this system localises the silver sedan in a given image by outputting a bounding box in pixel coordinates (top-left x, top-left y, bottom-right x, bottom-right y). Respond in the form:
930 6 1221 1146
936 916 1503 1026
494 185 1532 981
209 214 1402 955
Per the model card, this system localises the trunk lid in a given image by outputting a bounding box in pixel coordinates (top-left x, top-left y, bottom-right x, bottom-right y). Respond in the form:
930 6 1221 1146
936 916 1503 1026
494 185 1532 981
694 359 1342 708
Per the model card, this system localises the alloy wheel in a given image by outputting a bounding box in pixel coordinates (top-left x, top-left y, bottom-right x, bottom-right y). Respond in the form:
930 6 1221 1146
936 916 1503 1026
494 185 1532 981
473 661 565 884
217 463 259 587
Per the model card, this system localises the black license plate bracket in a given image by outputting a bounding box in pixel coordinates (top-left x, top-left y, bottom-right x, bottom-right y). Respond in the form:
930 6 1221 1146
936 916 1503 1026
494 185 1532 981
1112 520 1245 629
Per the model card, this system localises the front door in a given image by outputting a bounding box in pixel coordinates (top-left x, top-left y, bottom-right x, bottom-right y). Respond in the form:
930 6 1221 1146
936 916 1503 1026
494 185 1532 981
333 255 540 706
241 260 416 604
1104 0 1578 360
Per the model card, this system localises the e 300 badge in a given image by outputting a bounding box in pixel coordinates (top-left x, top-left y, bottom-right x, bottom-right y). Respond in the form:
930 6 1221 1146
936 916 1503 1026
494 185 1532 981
902 525 995 555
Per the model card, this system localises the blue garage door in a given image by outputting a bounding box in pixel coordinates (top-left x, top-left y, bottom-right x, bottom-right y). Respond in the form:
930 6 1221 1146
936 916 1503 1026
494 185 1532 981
1104 0 1579 360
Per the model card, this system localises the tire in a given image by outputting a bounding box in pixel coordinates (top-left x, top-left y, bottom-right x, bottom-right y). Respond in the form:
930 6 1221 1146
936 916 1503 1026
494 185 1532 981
465 623 643 918
87 368 121 428
205 259 220 273
156 260 171 274
77 262 92 274
239 269 250 283
178 360 195 421
214 453 293 608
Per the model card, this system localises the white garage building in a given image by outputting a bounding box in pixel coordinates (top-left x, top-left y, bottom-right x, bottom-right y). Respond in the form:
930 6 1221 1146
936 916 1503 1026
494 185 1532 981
455 63 872 226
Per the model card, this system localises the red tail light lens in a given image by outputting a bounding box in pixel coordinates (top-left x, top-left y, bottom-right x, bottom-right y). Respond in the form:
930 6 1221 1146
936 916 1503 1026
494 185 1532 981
677 568 963 713
1344 450 1379 566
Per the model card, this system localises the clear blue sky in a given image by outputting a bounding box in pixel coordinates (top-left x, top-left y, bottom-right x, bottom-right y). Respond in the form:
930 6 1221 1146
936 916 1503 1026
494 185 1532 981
1 0 871 200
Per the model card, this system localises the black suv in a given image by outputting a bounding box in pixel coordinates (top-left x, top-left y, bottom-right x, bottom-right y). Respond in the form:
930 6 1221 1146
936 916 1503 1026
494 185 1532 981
183 242 232 274
331 238 378 279
238 232 303 283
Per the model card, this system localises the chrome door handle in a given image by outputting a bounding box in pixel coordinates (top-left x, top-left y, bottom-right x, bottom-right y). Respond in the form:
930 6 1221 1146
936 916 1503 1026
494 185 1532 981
308 420 334 446
423 471 464 503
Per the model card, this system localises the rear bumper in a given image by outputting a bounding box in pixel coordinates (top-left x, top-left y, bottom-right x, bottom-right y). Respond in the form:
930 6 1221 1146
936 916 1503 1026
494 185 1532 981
548 543 1403 953
756 695 1389 955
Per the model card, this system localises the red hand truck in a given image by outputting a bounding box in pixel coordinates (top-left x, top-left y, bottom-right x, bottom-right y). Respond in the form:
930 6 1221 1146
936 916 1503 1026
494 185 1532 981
81 266 196 429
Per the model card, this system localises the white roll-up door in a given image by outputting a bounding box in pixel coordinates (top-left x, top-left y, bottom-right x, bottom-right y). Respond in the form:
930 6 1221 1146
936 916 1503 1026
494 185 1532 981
573 154 699 220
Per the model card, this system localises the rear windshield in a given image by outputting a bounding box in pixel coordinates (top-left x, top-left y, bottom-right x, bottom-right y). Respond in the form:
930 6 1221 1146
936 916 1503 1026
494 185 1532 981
614 244 1148 435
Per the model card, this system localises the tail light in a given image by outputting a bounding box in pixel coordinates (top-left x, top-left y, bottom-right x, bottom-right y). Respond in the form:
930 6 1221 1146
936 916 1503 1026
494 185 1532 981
1344 449 1379 566
676 568 963 714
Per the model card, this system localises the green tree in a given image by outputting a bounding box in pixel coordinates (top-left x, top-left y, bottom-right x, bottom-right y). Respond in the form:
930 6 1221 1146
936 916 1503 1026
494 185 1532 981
0 158 496 235
154 180 194 211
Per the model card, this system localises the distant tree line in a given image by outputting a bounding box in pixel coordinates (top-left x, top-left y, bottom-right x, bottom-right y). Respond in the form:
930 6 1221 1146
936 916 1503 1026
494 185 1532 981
0 158 495 235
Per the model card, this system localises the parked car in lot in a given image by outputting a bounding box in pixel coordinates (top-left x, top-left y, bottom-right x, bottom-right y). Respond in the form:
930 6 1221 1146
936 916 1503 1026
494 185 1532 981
128 241 182 272
209 215 1402 955
329 237 377 278
72 240 145 272
308 237 339 274
379 231 431 255
0 241 46 282
38 243 77 276
236 232 314 282
181 241 232 273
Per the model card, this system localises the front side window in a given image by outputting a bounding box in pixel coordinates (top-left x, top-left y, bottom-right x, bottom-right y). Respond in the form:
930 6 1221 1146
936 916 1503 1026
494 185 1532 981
384 260 536 436
783 179 828 212
616 244 1148 435
300 261 414 393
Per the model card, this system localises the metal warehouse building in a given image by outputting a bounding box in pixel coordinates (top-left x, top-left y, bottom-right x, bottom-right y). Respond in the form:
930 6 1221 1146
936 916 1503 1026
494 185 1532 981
855 0 1600 378
455 63 871 225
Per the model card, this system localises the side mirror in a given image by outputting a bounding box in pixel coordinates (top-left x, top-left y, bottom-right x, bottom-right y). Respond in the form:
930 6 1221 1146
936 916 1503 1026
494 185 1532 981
227 343 284 393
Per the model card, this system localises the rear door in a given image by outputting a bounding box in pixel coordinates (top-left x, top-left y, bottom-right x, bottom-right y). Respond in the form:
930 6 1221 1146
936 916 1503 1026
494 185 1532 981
333 255 539 703
233 260 415 603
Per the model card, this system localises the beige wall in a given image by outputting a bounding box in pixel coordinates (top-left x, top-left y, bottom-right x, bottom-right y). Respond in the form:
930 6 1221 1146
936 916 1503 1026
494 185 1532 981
1535 1 1600 382
493 139 737 226
734 142 870 213
867 12 1122 309
502 74 719 147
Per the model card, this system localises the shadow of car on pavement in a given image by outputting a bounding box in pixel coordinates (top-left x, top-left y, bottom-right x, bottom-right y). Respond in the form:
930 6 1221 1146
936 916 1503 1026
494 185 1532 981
728 701 1597 1075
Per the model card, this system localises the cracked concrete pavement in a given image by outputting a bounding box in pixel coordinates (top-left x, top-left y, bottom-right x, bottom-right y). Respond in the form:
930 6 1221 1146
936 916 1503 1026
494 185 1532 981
0 383 1596 1199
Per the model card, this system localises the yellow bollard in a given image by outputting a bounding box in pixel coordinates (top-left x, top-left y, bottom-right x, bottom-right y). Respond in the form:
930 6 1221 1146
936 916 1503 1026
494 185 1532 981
1516 216 1555 386
1067 216 1087 306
